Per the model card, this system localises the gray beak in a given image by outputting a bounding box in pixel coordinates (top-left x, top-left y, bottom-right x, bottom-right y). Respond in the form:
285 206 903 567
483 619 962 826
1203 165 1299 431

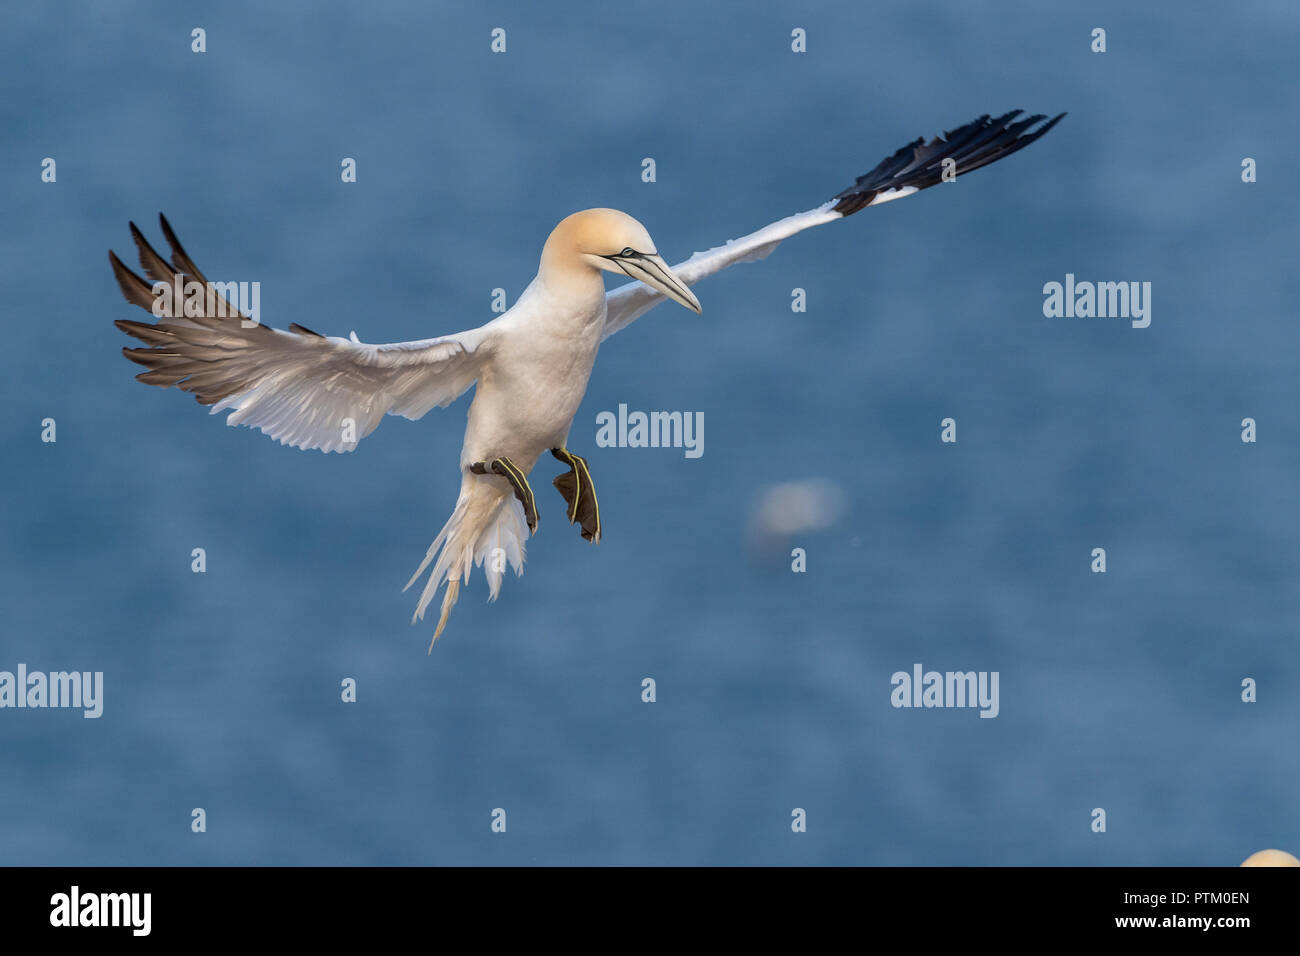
614 253 702 314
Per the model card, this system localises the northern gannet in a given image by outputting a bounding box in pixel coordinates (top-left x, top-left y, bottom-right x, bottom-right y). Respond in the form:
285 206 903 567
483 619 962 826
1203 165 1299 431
109 109 1063 647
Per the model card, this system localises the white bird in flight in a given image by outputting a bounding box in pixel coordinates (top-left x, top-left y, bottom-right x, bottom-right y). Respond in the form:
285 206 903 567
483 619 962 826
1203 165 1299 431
109 109 1063 647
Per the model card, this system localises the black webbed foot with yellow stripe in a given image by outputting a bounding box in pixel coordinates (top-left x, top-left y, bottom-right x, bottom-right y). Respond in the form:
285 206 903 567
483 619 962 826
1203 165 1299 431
550 447 600 543
470 457 538 533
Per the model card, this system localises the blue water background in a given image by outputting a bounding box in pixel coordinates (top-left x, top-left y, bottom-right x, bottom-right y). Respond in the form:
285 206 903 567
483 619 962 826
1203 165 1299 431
1 1 1297 864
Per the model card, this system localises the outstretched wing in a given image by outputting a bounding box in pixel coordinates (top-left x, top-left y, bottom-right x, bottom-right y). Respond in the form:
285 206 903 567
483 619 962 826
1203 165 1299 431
603 109 1065 339
110 215 492 453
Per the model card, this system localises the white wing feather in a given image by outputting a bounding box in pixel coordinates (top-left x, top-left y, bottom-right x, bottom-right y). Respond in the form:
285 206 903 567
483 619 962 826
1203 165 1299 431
111 217 493 453
602 202 845 340
205 327 493 453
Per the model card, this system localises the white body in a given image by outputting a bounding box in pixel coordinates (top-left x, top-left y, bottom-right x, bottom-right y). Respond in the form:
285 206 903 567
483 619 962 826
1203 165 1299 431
462 272 606 471
404 267 610 637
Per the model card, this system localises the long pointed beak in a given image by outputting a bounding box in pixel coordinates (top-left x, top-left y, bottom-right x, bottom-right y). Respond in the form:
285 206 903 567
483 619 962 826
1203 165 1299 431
618 254 702 314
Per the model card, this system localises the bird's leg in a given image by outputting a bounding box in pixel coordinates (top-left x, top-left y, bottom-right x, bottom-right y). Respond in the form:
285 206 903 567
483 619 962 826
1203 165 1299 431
550 447 601 543
470 457 538 533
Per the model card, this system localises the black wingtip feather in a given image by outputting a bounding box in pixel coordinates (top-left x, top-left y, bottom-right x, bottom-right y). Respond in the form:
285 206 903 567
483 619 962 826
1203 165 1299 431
831 110 1065 216
109 249 157 311
115 317 176 345
158 213 207 283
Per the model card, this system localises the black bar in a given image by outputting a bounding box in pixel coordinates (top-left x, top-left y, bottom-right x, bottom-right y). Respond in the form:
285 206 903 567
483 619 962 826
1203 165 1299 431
0 866 1285 941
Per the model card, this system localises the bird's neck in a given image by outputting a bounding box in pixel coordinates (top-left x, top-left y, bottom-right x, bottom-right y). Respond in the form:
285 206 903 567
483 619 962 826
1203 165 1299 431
535 257 607 308
517 259 607 337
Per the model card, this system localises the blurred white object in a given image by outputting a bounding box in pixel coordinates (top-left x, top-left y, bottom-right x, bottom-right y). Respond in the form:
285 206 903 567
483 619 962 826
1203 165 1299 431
748 479 848 560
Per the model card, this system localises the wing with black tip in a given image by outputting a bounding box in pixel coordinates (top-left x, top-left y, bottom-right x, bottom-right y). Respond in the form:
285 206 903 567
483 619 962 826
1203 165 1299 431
603 110 1064 339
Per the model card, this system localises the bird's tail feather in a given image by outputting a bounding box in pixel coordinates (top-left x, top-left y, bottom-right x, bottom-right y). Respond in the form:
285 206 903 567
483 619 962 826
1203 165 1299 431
404 475 528 650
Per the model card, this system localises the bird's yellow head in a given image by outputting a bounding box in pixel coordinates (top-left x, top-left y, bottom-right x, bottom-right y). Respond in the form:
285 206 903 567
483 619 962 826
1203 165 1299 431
542 208 702 314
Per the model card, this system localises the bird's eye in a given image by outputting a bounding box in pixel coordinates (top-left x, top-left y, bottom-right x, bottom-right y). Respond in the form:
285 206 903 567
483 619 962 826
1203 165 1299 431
620 248 636 258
